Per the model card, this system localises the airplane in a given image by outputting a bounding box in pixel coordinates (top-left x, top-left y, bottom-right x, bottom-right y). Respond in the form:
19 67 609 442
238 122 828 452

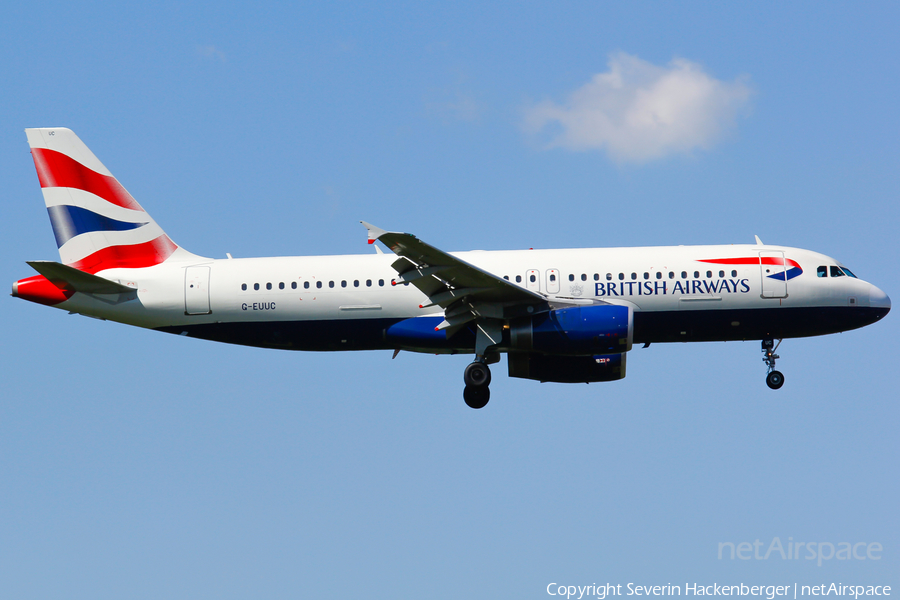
12 128 891 408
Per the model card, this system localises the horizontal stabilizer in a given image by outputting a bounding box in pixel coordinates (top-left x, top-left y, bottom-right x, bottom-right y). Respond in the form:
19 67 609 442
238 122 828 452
27 260 136 294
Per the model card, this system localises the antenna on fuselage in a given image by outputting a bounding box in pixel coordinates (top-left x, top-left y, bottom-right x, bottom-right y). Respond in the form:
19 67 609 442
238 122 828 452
755 235 764 245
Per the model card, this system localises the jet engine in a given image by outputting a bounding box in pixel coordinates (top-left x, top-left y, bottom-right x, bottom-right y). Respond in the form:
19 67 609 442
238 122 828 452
506 304 632 383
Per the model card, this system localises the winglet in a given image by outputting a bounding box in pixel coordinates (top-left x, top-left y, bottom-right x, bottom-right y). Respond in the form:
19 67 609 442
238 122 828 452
755 235 764 245
360 221 388 245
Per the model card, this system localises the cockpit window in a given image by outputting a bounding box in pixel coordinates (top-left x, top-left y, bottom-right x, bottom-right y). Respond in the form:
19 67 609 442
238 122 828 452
830 266 845 278
841 267 858 278
817 266 827 278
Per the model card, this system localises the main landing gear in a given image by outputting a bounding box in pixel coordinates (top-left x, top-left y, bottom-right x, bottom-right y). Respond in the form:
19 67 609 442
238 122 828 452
463 359 492 409
762 339 785 390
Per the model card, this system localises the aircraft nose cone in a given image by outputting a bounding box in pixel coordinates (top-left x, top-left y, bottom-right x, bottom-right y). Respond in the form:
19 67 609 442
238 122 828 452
870 285 891 312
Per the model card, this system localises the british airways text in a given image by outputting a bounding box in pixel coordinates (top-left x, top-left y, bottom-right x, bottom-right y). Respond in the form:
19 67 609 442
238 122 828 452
594 279 751 298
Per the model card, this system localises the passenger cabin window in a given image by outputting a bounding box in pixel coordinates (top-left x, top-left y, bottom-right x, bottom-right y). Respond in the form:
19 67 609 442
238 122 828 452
656 272 662 279
668 272 674 279
341 280 347 288
643 272 649 280
329 281 335 288
693 271 700 279
266 283 272 290
593 273 599 281
731 270 737 277
706 271 712 278
581 274 587 281
504 275 509 281
631 273 637 280
606 273 613 281
354 280 359 287
569 274 575 282
818 266 827 277
516 275 522 283
551 274 557 282
681 271 687 279
366 279 372 287
530 274 536 283
719 270 725 278
618 273 624 281
291 282 297 289
316 281 322 289
379 279 385 286
830 266 845 278
279 282 284 290
304 282 310 289
254 283 260 291
241 284 247 291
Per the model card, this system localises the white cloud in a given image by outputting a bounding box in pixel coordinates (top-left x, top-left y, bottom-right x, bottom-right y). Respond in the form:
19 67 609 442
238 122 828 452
523 52 752 163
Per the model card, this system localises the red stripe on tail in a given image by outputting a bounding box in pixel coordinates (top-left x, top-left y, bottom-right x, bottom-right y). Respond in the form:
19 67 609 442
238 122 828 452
31 148 143 211
68 235 178 274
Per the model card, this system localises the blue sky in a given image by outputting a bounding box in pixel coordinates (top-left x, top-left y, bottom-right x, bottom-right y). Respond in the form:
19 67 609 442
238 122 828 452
1 2 898 598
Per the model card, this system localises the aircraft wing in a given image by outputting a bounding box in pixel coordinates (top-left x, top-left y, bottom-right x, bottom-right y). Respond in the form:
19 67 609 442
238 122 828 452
361 222 548 335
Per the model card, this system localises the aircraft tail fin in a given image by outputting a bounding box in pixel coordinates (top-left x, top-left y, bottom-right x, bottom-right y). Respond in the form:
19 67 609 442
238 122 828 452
25 128 202 274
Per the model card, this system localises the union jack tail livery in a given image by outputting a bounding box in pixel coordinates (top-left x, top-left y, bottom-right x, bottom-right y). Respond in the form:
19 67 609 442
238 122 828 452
26 128 198 272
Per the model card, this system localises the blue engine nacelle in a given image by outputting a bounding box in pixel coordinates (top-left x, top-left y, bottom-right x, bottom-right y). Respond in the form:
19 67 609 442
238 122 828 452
508 304 633 355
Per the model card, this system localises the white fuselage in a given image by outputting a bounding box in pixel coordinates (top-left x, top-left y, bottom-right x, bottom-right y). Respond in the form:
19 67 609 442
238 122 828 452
45 243 889 352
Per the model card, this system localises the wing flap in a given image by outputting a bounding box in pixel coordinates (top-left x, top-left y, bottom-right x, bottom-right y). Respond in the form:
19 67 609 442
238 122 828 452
363 222 546 306
361 222 550 353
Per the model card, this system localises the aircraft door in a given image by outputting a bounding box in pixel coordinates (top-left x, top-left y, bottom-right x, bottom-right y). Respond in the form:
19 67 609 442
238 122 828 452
185 266 211 314
526 269 540 292
759 251 787 298
546 269 560 294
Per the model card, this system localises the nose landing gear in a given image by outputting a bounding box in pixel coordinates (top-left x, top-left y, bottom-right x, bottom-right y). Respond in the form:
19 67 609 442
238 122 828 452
762 339 784 390
463 359 492 409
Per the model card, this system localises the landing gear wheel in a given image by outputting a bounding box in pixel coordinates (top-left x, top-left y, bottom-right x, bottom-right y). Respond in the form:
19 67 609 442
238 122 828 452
464 361 491 387
766 370 785 390
463 385 490 409
761 339 785 390
463 360 491 408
